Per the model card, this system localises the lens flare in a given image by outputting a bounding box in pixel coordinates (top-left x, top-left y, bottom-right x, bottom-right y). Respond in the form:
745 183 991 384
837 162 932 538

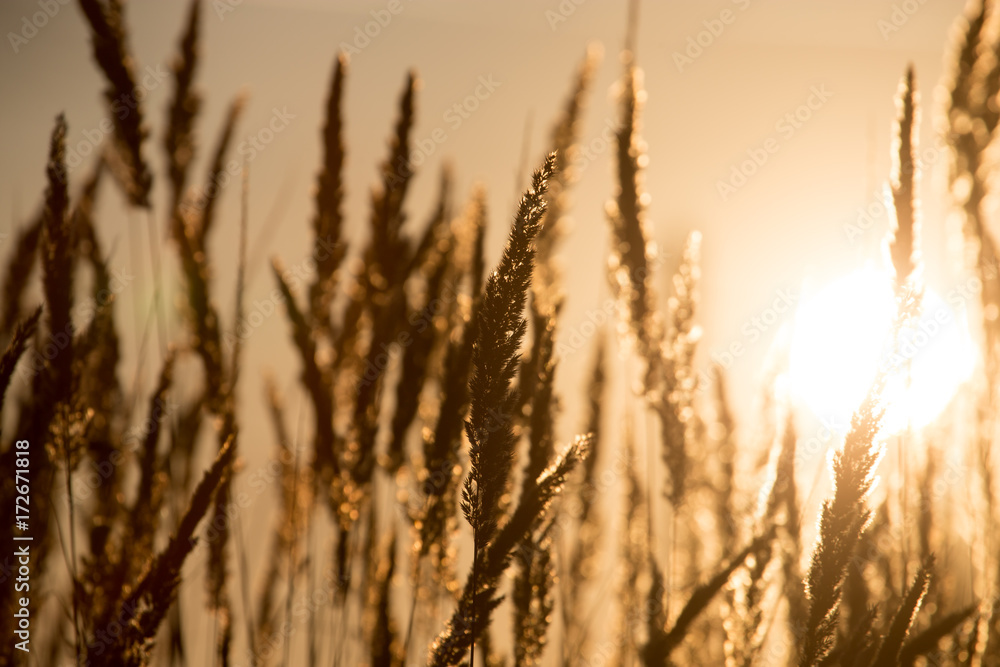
789 267 976 433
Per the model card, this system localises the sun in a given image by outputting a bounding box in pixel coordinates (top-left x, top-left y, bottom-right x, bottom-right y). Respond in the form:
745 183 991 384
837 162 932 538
788 267 977 433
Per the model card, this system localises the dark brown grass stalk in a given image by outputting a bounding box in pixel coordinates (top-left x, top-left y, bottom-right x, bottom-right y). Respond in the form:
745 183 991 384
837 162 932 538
63 163 122 653
386 171 453 474
164 0 202 217
727 542 772 666
329 82 422 596
425 156 563 665
768 411 802 551
562 336 606 659
168 394 206 495
0 214 42 336
76 0 152 208
208 190 249 661
513 301 560 663
613 421 644 667
194 94 247 249
607 45 692 509
404 166 454 281
308 53 348 335
0 307 42 416
985 566 1000 666
888 66 920 291
127 351 175 577
944 7 1000 659
606 58 660 360
646 557 671 659
71 163 123 573
0 114 71 656
948 0 988 118
171 223 222 411
530 43 600 318
205 448 236 639
42 114 74 402
799 380 886 667
728 410 800 666
918 446 936 562
254 376 306 651
271 257 337 490
523 304 560 486
230 165 250 393
711 365 737 552
345 73 418 501
644 535 769 664
429 434 590 666
411 192 486 606
776 413 807 626
869 556 934 667
946 0 1000 374
899 604 977 666
842 492 881 645
833 608 877 667
512 523 556 667
168 94 243 414
454 155 555 667
369 531 400 666
964 616 982 667
368 71 417 296
462 154 555 552
72 155 108 298
659 232 701 508
88 434 236 667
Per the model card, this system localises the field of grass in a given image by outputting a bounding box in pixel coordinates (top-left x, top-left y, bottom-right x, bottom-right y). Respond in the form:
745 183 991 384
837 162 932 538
1 0 999 665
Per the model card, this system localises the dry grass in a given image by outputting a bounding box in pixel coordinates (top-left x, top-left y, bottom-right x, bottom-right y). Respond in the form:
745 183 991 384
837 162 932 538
0 1 998 666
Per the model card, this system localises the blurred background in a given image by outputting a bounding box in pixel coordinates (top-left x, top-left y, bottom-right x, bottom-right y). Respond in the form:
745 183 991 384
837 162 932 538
0 0 972 430
0 0 979 660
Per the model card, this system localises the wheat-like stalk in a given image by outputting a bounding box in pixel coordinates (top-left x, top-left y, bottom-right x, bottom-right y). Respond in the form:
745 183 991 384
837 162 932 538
77 0 153 207
887 66 920 292
800 381 886 666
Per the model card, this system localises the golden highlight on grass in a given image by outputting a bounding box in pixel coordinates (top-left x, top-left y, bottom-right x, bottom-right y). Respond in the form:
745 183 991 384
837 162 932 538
0 1 997 666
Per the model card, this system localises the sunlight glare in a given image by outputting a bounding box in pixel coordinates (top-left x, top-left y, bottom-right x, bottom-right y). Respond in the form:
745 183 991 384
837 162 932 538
788 267 976 433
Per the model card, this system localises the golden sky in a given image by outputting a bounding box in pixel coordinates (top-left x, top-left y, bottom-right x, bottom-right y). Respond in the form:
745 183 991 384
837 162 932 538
0 0 971 445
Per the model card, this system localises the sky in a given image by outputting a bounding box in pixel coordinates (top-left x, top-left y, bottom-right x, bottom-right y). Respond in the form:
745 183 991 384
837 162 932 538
0 0 979 661
0 0 972 434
